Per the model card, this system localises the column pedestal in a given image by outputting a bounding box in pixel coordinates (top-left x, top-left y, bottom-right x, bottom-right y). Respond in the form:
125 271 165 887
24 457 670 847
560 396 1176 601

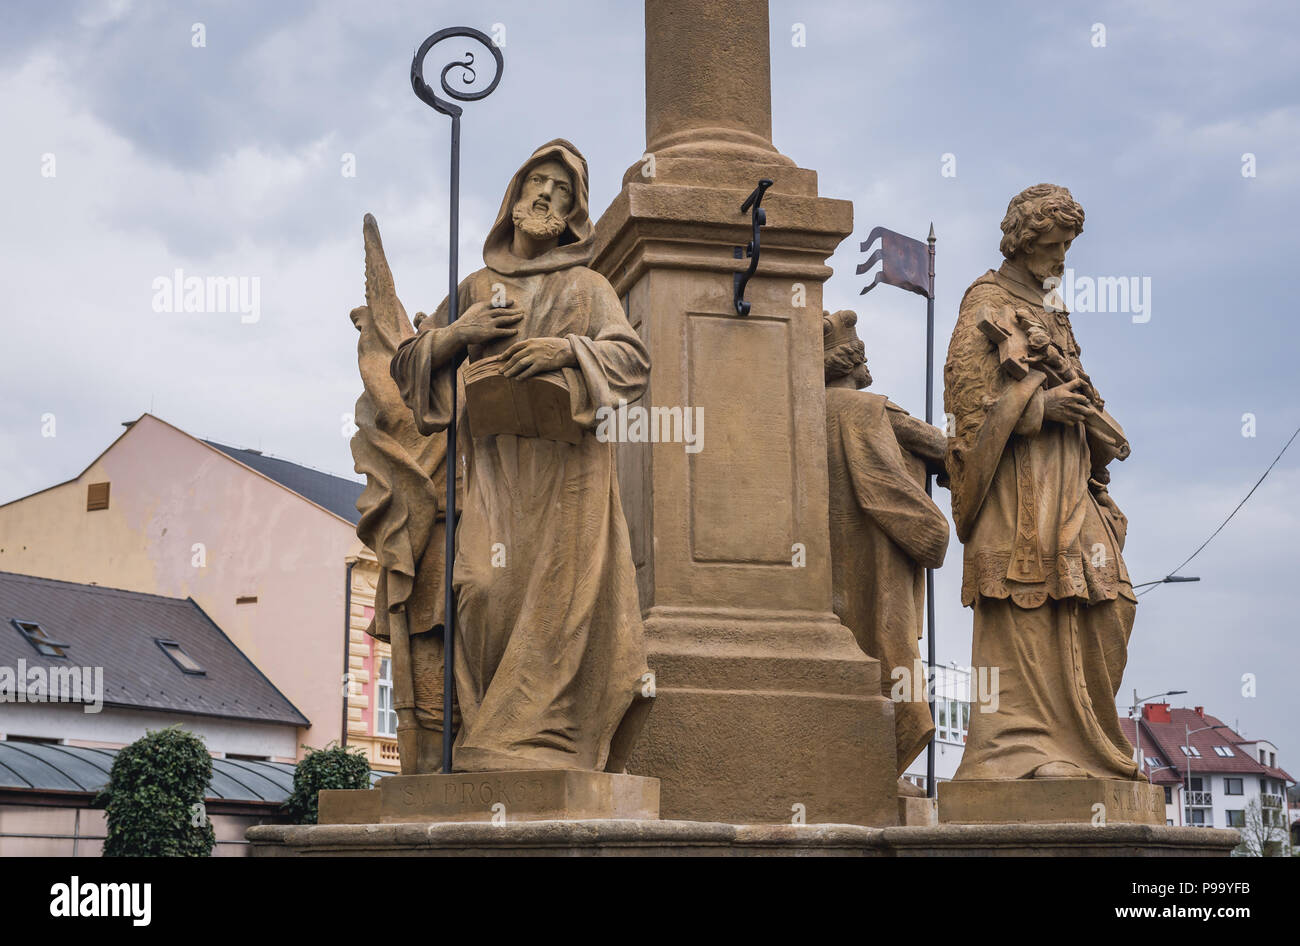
592 158 899 828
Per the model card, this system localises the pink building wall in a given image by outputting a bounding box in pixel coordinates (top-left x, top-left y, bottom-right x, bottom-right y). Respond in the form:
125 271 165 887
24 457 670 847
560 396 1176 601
0 414 360 755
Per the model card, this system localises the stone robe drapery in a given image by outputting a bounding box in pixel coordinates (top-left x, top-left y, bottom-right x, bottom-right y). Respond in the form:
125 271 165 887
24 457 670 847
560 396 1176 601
391 262 650 773
944 263 1139 781
826 389 949 776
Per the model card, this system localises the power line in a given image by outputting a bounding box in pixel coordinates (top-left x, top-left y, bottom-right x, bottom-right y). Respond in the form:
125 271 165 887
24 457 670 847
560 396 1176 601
1139 421 1300 596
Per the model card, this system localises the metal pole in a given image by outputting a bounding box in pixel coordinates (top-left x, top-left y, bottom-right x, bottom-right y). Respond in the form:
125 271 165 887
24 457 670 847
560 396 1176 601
441 112 461 775
1132 687 1140 776
925 223 936 799
409 26 504 775
342 560 355 747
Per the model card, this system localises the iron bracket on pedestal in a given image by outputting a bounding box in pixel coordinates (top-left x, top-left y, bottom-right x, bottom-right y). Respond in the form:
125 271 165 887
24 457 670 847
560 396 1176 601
733 178 773 316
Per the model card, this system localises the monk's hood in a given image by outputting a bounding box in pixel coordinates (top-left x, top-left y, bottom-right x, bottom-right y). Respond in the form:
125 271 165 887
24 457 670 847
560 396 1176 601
483 139 593 276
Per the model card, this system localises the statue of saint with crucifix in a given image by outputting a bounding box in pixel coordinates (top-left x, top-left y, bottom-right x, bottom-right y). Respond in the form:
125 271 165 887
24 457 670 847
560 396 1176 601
944 183 1140 783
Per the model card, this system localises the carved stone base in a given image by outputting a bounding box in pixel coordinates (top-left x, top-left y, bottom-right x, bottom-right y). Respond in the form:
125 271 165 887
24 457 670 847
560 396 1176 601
318 770 660 825
626 611 901 826
899 796 937 826
938 778 1166 826
247 820 1238 857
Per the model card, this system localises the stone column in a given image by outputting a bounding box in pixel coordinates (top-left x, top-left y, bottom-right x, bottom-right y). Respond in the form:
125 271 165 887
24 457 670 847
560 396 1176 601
644 0 780 163
591 0 899 825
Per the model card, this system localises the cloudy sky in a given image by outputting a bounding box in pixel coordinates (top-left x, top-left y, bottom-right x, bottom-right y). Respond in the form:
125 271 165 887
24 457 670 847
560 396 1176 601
3 1 1297 770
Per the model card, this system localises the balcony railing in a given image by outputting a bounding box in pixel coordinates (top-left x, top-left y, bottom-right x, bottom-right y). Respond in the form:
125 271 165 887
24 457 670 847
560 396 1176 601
1262 793 1283 809
1185 790 1213 806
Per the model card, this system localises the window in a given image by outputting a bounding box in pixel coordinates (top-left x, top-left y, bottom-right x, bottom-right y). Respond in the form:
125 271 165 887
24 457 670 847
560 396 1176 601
156 639 205 675
1226 810 1245 828
1187 808 1205 825
1180 745 1200 757
1188 777 1203 792
376 657 396 737
935 699 969 744
1163 787 1172 805
1224 777 1243 795
86 482 110 511
11 619 68 658
1213 746 1233 757
1145 756 1160 769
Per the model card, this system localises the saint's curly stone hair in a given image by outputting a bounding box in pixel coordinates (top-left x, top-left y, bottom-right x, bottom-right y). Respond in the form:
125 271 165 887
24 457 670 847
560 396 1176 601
999 183 1085 260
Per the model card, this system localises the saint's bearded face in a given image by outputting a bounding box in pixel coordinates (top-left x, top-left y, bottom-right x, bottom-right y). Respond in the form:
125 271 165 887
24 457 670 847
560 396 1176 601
1021 223 1077 286
511 159 574 242
824 336 872 389
851 362 873 390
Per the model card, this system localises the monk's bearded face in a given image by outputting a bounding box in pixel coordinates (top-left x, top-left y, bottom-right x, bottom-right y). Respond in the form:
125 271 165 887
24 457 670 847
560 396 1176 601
512 159 573 241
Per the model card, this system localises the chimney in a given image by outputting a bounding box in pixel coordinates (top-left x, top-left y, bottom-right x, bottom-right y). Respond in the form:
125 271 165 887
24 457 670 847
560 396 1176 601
1143 702 1172 723
1194 706 1205 717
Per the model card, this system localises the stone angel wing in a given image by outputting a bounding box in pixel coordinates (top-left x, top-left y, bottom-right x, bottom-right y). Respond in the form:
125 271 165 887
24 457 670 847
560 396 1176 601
349 213 447 642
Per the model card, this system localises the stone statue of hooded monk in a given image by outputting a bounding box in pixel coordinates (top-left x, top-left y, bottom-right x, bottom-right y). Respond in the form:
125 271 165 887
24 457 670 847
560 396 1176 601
390 139 651 773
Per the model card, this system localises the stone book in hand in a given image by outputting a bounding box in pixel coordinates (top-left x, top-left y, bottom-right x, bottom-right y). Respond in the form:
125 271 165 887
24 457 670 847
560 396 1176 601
463 354 582 444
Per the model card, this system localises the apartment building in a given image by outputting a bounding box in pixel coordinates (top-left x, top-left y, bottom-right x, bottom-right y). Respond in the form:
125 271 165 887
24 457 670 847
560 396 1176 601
1121 703 1292 849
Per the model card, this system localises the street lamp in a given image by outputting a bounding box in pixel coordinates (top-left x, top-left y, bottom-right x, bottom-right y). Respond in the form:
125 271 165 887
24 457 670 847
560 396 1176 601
1128 689 1187 782
1146 764 1180 825
1131 574 1201 590
1184 722 1220 826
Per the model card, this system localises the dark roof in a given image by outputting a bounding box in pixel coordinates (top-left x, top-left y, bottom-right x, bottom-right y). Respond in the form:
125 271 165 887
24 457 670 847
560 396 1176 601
1121 718 1183 784
0 571 308 727
204 440 363 524
1121 729 1181 785
1121 710 1294 783
0 741 384 803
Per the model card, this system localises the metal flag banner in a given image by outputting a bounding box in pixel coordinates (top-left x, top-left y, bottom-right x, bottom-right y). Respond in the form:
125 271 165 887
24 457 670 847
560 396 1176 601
410 26 504 774
858 226 933 299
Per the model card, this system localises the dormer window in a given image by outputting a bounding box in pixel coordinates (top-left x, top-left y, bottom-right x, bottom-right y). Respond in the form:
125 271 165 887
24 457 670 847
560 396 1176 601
11 619 68 658
156 639 205 675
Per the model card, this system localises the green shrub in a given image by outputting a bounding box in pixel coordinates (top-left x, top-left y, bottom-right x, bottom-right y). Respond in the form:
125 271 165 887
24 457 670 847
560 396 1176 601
286 743 372 824
95 726 215 857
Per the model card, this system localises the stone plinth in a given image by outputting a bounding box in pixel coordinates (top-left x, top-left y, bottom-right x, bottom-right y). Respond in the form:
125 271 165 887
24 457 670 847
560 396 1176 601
938 779 1166 826
318 770 659 825
247 820 1239 857
899 796 937 827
